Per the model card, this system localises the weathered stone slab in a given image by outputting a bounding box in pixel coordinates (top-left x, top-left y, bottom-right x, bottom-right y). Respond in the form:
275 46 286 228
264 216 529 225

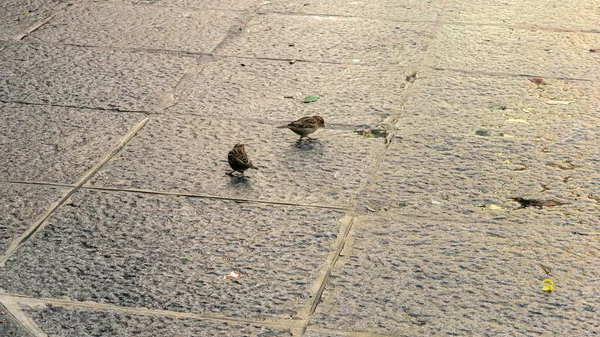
362 134 600 227
89 116 382 208
0 189 344 320
0 183 67 254
23 305 293 336
443 0 600 32
167 57 407 125
426 25 600 80
28 2 243 53
0 103 145 183
259 0 440 22
0 302 32 337
0 0 66 41
218 13 435 65
99 0 262 11
398 70 600 140
309 214 600 335
0 43 196 111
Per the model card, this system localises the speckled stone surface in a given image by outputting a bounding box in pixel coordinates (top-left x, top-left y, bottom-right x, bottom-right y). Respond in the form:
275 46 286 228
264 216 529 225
362 134 600 226
0 303 32 337
24 305 293 337
166 57 406 125
103 0 263 11
0 0 67 41
0 189 344 320
0 102 145 183
309 214 600 336
0 43 196 111
28 2 243 53
442 0 600 31
218 13 435 65
89 116 383 208
259 0 441 22
426 25 600 80
398 69 600 139
0 183 67 253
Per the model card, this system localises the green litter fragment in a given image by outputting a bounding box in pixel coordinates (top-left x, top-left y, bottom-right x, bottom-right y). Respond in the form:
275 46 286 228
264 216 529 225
302 95 319 103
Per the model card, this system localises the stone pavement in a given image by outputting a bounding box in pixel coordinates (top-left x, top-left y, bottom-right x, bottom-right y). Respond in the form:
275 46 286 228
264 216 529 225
1 0 599 336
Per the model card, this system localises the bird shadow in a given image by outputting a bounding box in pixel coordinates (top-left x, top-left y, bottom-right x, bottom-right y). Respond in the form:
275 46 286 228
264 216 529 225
229 175 251 185
294 138 323 151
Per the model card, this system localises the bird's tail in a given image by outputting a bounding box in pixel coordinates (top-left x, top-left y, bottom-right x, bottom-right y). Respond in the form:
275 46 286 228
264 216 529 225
250 162 259 170
276 125 289 129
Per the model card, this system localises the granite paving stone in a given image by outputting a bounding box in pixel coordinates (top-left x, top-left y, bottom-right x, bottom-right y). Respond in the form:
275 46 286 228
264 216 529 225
398 69 600 139
217 13 435 65
258 0 441 22
22 305 293 337
309 214 600 336
101 0 262 11
0 303 32 337
426 24 600 80
27 2 243 53
0 43 196 111
167 57 407 125
442 0 600 32
89 116 382 207
0 189 344 320
0 103 145 183
0 183 67 254
0 0 67 41
362 134 600 225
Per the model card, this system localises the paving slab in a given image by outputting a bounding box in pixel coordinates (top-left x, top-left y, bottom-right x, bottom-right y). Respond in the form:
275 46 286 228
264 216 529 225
398 70 600 139
0 189 344 320
258 0 441 22
0 183 67 255
309 214 600 336
0 43 196 111
0 103 145 183
89 115 382 208
0 302 32 337
0 0 66 41
21 304 293 336
362 134 600 225
167 57 407 125
100 0 262 11
442 0 600 32
426 24 600 80
28 2 243 53
218 13 435 65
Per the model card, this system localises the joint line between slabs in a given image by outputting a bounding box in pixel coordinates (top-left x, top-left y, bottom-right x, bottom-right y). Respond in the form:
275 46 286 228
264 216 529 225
0 293 305 331
0 117 150 267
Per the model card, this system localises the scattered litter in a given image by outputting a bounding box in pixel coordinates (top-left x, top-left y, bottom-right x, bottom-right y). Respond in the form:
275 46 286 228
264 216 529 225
224 271 241 279
488 104 507 111
540 265 551 275
289 43 295 47
431 200 441 205
541 279 553 292
512 197 568 209
546 100 574 105
529 78 546 85
589 49 597 53
289 59 296 64
283 95 294 99
521 107 536 113
264 26 272 31
486 204 503 210
302 95 319 103
352 59 360 63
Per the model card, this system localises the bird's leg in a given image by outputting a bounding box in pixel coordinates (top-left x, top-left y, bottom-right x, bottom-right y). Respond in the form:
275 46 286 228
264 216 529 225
226 170 236 176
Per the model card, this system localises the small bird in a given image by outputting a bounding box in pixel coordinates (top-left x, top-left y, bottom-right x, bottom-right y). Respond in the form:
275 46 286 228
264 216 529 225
227 144 258 176
278 116 325 139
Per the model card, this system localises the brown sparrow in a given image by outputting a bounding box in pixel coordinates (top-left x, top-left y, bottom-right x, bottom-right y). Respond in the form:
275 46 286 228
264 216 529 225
227 144 258 176
278 116 325 139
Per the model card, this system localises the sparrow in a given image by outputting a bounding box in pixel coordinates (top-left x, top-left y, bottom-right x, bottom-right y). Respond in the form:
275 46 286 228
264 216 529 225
278 115 325 139
227 144 258 176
